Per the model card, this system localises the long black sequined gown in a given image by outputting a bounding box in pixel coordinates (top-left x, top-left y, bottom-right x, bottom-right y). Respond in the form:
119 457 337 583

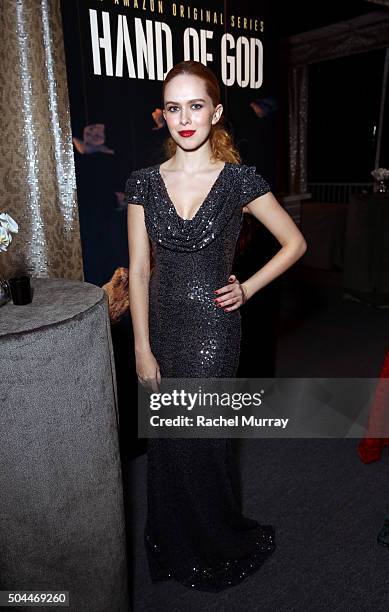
125 162 275 591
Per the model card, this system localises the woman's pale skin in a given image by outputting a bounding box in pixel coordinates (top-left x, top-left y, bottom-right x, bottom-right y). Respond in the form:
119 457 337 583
128 74 307 391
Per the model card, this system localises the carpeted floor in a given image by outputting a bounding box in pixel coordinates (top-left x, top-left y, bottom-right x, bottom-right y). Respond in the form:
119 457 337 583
124 439 388 612
124 266 389 611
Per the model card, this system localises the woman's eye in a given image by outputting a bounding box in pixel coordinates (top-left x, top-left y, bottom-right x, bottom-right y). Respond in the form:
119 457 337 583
167 104 203 112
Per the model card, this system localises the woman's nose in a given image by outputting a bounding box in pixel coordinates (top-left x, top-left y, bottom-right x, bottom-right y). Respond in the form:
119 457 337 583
180 111 191 125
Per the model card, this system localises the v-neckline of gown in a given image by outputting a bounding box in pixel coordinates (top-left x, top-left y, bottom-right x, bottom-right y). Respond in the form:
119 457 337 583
157 162 228 222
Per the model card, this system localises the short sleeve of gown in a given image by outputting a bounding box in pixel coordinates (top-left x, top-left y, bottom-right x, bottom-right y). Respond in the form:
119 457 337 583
124 169 148 206
240 165 271 208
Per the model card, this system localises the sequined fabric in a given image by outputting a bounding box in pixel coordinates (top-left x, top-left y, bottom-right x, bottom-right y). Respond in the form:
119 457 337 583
143 438 275 592
0 0 82 281
126 162 270 252
144 525 275 592
125 162 275 591
125 162 271 377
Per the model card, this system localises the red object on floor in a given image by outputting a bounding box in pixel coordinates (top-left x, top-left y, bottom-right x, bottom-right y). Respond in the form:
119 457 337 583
358 349 389 463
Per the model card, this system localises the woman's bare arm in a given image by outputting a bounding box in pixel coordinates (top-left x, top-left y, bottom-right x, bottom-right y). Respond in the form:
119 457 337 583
241 192 307 300
127 204 161 390
127 204 151 352
215 193 307 310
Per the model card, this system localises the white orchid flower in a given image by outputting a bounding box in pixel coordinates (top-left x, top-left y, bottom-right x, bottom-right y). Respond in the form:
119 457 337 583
0 213 19 234
371 168 389 181
0 225 11 252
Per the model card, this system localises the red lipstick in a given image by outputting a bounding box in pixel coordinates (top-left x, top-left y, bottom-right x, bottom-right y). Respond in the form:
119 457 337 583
178 130 196 137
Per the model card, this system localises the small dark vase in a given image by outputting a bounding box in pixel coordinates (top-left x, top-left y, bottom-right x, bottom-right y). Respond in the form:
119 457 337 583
0 278 11 306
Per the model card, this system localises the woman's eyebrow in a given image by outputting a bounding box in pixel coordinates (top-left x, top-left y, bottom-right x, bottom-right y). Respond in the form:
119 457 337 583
165 98 206 104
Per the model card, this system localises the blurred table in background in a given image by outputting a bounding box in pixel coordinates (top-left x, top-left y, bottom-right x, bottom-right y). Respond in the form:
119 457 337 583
342 193 389 307
300 201 348 270
0 277 129 611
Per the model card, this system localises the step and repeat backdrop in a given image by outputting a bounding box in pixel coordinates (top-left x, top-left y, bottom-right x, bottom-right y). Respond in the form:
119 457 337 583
61 0 277 285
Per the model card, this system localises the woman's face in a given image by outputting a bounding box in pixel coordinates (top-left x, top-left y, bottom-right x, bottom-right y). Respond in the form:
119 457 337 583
162 74 223 150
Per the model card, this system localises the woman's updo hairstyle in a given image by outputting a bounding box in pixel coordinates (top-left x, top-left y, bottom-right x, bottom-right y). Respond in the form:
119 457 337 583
162 60 241 165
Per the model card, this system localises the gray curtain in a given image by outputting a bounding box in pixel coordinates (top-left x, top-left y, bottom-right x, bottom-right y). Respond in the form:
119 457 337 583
287 11 389 194
0 0 83 281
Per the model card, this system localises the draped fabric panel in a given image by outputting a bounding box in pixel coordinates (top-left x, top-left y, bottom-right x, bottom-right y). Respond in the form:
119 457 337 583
286 11 389 195
288 12 389 66
0 0 83 281
288 64 308 194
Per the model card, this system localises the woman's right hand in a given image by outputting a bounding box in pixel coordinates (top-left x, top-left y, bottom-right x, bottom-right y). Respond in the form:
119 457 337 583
135 348 161 393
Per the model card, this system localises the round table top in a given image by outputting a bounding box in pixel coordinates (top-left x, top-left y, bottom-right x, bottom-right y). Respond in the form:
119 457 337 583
1 277 105 337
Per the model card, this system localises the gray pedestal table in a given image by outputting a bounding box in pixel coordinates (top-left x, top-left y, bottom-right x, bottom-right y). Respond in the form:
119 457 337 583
0 277 129 611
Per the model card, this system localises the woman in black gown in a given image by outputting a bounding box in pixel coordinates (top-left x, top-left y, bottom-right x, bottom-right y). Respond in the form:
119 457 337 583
126 60 307 591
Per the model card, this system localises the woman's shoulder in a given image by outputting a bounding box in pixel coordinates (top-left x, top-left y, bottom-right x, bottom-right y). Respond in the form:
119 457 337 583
228 162 262 175
125 165 158 205
227 162 269 186
217 163 271 207
128 164 158 178
229 162 270 184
